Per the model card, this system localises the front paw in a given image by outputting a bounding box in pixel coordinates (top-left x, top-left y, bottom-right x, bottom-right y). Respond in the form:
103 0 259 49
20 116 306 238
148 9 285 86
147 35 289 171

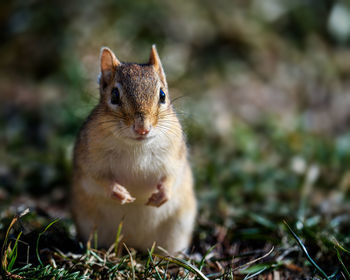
146 183 168 207
111 184 135 204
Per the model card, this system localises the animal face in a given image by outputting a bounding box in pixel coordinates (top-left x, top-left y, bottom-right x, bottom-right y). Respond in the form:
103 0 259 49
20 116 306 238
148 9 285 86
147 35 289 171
98 46 178 144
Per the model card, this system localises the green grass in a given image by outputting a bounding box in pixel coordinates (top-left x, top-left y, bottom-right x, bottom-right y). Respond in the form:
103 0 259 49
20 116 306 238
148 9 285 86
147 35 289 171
1 1 350 278
1 120 350 279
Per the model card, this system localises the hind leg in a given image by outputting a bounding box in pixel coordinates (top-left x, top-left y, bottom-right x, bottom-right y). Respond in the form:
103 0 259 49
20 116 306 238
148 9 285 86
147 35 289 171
158 208 196 254
157 164 197 254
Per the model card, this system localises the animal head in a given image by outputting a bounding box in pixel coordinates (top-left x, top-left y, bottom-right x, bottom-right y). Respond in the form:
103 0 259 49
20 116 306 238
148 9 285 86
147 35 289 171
98 45 177 144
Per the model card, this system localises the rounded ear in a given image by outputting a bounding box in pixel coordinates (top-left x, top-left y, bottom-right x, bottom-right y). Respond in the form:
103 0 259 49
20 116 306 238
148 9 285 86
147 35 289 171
100 47 120 86
149 44 167 86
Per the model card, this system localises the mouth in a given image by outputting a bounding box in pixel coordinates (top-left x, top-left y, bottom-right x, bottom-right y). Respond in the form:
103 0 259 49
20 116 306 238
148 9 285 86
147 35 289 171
136 136 147 141
130 135 155 142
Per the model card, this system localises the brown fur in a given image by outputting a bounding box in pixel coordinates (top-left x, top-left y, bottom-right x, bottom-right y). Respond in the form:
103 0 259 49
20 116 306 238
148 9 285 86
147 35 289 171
71 46 197 253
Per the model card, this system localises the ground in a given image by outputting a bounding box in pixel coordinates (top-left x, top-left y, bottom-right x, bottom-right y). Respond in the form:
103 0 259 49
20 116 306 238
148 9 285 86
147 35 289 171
1 0 350 279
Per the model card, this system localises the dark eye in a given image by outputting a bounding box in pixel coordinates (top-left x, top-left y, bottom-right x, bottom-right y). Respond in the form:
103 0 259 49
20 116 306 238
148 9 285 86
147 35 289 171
111 88 121 105
159 89 166 104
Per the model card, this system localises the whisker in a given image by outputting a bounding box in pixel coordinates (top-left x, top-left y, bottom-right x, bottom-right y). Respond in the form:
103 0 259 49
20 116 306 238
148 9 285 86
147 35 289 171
159 129 182 146
158 111 191 119
170 95 187 105
158 128 174 144
157 126 182 138
86 92 100 101
157 118 180 124
96 120 119 125
157 126 181 135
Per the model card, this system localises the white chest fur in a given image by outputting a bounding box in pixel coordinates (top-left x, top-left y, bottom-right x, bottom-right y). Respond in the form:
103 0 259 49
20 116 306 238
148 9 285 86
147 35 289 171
91 136 182 202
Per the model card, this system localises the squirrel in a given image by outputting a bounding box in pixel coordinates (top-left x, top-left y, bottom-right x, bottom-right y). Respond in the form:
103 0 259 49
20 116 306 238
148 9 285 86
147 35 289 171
71 45 197 254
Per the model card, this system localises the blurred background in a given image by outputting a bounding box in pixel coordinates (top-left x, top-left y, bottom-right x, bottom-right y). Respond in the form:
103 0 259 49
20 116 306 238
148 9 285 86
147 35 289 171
1 0 350 277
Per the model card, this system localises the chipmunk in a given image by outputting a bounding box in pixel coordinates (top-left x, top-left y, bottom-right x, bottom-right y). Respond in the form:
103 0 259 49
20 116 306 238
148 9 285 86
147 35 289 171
71 45 197 254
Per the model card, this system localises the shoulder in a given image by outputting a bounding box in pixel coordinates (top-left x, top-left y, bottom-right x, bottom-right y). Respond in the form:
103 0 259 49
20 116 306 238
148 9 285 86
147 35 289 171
73 105 103 163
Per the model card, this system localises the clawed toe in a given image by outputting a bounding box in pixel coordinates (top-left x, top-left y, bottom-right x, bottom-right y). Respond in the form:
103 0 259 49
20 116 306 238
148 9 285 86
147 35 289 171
146 184 168 207
111 184 135 204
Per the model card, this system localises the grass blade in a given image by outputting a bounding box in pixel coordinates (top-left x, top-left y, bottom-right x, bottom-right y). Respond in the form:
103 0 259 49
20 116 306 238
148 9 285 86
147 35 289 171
7 232 23 271
335 247 350 280
36 219 60 266
153 254 209 280
145 243 162 279
233 246 274 272
334 239 350 256
146 242 156 270
199 244 216 271
89 250 104 263
1 216 19 272
123 243 135 280
1 208 29 275
243 265 268 280
114 220 123 256
284 221 329 279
